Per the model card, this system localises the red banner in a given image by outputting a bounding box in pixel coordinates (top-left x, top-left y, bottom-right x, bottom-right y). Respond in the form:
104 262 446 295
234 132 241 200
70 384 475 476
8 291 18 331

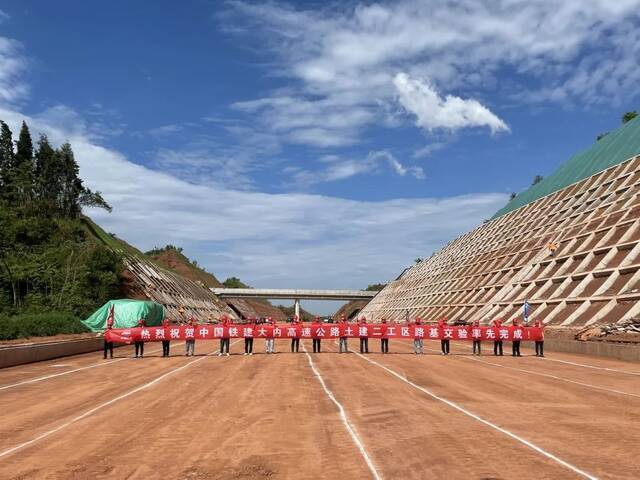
105 324 543 344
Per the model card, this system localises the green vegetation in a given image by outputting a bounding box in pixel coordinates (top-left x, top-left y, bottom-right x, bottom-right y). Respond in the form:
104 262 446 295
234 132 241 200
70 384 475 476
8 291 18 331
0 119 119 339
622 111 638 124
223 276 250 288
145 244 184 255
0 312 88 340
365 283 386 291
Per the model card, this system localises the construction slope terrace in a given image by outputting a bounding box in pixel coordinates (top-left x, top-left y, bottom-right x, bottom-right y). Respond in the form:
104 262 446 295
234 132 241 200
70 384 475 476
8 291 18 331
361 117 640 327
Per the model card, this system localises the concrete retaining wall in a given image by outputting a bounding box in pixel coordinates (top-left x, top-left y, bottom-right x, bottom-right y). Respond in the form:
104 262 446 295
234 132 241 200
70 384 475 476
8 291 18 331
0 337 105 369
543 338 640 362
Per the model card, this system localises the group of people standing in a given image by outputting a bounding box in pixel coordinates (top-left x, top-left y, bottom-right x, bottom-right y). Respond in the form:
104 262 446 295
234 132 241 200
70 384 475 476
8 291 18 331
103 313 544 359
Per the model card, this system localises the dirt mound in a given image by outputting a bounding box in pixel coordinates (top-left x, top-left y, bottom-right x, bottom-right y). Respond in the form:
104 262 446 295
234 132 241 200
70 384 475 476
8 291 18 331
575 318 640 343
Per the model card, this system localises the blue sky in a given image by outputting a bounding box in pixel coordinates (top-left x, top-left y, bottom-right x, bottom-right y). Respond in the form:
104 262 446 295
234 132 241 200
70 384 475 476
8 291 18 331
1 1 639 313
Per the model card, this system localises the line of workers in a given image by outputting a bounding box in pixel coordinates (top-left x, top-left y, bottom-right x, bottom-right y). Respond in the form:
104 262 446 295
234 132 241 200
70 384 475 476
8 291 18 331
103 315 545 359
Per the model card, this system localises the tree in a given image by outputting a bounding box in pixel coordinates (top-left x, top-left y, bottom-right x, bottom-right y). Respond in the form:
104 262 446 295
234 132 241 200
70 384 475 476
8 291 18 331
14 121 35 206
34 135 61 214
622 111 638 124
596 132 609 141
532 175 543 186
57 143 84 217
366 283 386 291
15 121 33 167
414 258 423 264
509 192 517 200
0 122 14 195
223 277 250 288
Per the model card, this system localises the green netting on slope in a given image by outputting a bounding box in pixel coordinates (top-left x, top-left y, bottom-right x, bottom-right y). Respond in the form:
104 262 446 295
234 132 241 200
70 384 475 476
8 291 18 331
494 116 640 218
82 299 165 332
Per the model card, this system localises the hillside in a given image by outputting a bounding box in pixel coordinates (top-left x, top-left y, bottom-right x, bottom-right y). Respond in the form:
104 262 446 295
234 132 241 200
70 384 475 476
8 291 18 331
146 247 224 288
147 246 286 321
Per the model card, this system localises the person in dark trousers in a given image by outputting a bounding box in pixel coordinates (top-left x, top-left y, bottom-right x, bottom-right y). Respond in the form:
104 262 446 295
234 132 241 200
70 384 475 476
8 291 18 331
244 317 255 355
439 318 450 355
511 318 522 357
218 315 231 356
311 317 322 353
338 314 349 353
492 319 503 356
472 319 481 355
380 318 389 354
134 318 145 358
103 306 115 359
161 317 171 357
291 316 301 353
534 319 545 357
359 317 369 353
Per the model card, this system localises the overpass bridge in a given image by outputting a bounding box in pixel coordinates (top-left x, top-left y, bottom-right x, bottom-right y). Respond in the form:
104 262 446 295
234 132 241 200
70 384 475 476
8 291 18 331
211 288 377 318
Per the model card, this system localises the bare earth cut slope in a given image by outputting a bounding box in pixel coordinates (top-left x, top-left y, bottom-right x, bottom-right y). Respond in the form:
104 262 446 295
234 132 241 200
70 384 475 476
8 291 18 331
362 117 640 328
147 248 286 321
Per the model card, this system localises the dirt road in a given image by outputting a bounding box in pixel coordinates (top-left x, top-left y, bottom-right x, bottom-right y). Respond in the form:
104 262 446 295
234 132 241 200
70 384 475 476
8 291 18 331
0 338 638 479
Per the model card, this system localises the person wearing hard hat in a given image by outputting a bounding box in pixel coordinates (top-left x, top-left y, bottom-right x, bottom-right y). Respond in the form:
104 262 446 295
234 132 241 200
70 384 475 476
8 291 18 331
134 318 145 358
413 317 424 355
472 319 481 355
358 317 369 354
311 316 322 353
162 317 171 357
244 317 255 356
185 316 197 357
380 318 389 354
492 319 504 356
511 318 522 357
338 314 349 353
290 315 301 353
218 315 231 356
265 317 276 354
438 318 450 355
103 309 114 359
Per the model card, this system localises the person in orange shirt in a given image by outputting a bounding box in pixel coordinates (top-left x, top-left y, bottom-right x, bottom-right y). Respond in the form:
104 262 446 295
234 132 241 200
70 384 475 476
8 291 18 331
492 319 503 356
438 318 450 355
311 316 322 353
161 317 171 357
338 314 349 353
380 319 389 354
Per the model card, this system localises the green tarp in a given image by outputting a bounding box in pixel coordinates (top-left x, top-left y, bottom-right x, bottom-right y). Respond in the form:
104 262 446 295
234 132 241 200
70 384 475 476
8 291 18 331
82 299 165 332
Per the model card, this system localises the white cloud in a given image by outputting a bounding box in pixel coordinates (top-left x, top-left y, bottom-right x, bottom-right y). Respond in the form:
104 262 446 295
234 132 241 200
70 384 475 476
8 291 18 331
0 104 505 314
288 150 425 187
393 73 509 133
226 0 640 148
0 10 9 23
0 37 28 104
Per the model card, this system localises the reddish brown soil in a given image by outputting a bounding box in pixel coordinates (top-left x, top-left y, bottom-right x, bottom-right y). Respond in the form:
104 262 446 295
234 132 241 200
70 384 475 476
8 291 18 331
0 338 638 479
